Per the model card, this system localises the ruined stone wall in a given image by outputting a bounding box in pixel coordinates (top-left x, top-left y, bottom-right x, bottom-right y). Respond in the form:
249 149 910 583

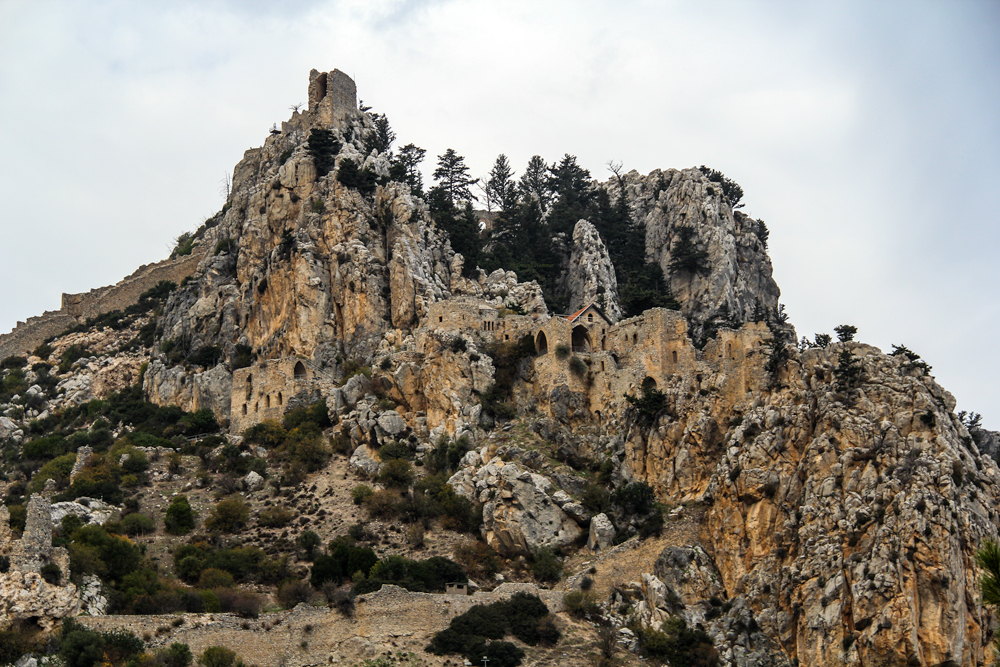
528 308 769 425
76 583 563 667
0 251 205 360
62 251 205 320
424 297 538 344
0 310 77 360
230 358 329 434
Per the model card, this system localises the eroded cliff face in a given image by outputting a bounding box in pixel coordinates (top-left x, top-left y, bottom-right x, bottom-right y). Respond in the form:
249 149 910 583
94 68 994 666
149 69 542 414
611 168 780 341
566 219 622 322
620 334 999 667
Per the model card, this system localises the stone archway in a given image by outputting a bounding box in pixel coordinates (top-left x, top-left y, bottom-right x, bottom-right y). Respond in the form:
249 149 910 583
293 361 307 379
536 330 549 355
571 325 592 352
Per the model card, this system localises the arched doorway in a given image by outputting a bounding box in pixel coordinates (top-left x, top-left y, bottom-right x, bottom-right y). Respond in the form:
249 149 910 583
571 325 592 352
641 376 657 392
536 331 548 355
293 361 307 379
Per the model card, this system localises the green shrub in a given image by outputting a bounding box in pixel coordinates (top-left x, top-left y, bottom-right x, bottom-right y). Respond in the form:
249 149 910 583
564 590 601 618
427 593 550 666
0 625 40 664
378 459 414 488
277 579 313 608
205 497 250 533
378 441 412 461
164 495 197 534
640 616 718 666
624 385 667 418
351 484 374 505
198 568 235 589
530 547 562 583
297 530 322 559
121 513 156 536
41 562 62 585
554 344 570 360
198 646 238 667
568 356 588 378
258 507 294 528
1 355 26 370
161 643 194 667
612 480 657 516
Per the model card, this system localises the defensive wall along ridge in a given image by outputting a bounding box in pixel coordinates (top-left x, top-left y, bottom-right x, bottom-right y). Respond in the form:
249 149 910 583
0 251 206 360
76 583 564 667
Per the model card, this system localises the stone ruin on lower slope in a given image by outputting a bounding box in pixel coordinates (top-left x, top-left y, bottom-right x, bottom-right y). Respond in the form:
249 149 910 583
0 495 79 630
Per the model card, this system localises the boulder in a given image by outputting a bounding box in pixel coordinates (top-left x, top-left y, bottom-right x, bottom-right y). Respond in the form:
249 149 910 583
480 463 583 555
376 410 406 436
588 513 615 551
243 471 265 493
350 445 381 477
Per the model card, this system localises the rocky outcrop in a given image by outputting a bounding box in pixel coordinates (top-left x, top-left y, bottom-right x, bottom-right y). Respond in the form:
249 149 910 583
588 513 615 551
618 330 1000 667
144 360 233 424
566 220 622 322
449 460 584 555
611 168 780 341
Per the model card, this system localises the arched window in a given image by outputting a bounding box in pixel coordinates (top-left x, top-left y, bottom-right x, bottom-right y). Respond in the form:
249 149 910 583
642 376 657 391
242 404 247 415
278 392 283 405
254 402 259 413
294 361 307 379
265 395 271 408
572 325 592 352
245 375 253 400
588 313 593 322
672 350 678 363
536 331 548 355
632 333 638 344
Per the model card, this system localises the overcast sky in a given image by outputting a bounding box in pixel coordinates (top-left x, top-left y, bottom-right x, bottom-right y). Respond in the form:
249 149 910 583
1 0 998 427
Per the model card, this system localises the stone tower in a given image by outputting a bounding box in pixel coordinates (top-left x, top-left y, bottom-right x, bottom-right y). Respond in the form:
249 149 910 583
308 69 357 128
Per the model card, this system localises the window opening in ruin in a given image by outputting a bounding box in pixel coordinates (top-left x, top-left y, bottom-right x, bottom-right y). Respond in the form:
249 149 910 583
242 404 247 415
294 361 307 379
572 325 592 353
601 336 606 351
601 361 605 371
536 331 549 355
255 402 259 413
633 333 638 344
588 313 593 322
728 343 734 359
265 395 271 408
278 392 283 405
672 350 678 363
505 335 509 340
246 375 252 400
439 316 443 322
642 376 658 391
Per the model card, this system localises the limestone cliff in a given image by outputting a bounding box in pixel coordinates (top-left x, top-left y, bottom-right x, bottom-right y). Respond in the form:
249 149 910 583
149 69 543 416
610 168 780 341
566 219 622 322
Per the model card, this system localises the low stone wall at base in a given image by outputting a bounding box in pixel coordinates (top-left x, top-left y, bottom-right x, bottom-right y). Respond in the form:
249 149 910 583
76 583 564 667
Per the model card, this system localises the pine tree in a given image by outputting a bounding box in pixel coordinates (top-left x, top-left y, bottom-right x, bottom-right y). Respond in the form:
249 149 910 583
668 226 710 275
389 143 426 196
429 187 480 277
486 154 518 214
433 149 478 205
547 154 594 237
364 113 395 155
518 155 551 212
